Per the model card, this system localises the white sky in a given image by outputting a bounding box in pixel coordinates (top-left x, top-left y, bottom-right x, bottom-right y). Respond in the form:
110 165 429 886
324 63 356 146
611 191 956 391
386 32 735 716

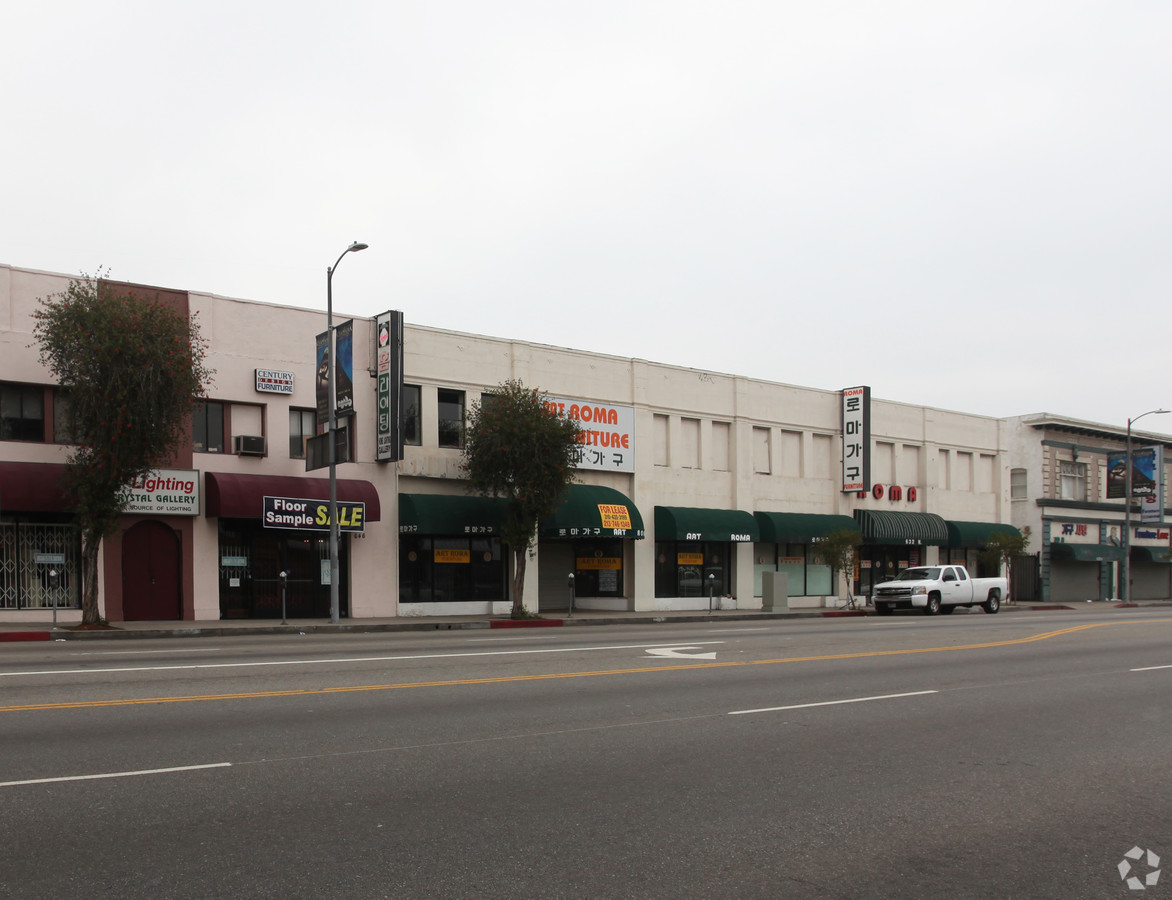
5 2 1171 431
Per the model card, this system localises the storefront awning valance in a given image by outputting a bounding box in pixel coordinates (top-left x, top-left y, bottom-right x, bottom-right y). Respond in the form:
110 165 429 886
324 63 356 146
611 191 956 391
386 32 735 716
205 473 381 521
1131 546 1172 563
399 494 509 536
854 510 948 545
1050 542 1124 562
654 506 759 542
0 462 72 513
753 512 859 543
946 520 1022 548
541 484 645 539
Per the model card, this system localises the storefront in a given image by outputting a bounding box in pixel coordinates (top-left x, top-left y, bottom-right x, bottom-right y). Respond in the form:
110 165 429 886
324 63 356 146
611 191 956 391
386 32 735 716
0 462 80 614
1048 539 1122 603
653 506 758 601
537 484 644 611
854 510 948 597
944 520 1023 577
398 493 509 611
751 512 858 601
206 472 381 619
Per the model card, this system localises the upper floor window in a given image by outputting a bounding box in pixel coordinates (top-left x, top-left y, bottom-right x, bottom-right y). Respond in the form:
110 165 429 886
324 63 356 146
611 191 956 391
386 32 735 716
289 408 316 458
1 384 45 442
438 389 465 449
1010 468 1028 501
193 400 225 453
1059 461 1087 501
402 384 421 446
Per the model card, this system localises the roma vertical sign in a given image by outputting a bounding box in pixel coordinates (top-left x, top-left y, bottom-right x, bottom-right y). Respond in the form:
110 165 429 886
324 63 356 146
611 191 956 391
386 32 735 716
842 386 870 492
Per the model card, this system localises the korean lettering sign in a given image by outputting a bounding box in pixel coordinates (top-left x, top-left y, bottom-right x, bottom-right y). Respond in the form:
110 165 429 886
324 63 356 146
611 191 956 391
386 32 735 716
375 310 404 463
542 397 636 473
841 386 871 492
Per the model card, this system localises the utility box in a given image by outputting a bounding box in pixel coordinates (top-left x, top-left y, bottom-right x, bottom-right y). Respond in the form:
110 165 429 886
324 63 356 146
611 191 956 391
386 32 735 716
762 570 789 612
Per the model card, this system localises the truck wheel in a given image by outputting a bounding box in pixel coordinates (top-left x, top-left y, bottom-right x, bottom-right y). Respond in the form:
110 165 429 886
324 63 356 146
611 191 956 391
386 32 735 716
924 594 941 616
982 593 1001 614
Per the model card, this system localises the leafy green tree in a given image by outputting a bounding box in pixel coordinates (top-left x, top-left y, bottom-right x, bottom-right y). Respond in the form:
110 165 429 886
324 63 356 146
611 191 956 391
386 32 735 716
33 272 212 624
810 528 864 608
978 526 1032 603
462 379 581 617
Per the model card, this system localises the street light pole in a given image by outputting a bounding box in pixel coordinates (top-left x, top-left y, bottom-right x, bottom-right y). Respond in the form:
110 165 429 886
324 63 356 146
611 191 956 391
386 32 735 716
1123 408 1169 604
326 241 368 624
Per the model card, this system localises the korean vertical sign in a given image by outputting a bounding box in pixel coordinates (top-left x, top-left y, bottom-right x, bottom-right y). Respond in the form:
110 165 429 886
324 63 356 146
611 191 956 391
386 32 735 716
375 310 404 462
842 386 870 492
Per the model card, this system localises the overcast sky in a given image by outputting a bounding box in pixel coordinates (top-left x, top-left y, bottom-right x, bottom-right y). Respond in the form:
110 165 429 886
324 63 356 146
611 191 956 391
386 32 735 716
5 2 1171 432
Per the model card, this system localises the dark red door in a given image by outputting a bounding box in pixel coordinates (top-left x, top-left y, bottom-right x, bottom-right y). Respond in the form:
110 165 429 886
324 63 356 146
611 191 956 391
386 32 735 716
122 521 180 620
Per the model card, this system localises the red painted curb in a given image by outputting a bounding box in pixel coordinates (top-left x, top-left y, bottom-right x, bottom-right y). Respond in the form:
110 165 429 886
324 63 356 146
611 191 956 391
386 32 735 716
490 619 564 628
821 610 867 617
0 632 51 642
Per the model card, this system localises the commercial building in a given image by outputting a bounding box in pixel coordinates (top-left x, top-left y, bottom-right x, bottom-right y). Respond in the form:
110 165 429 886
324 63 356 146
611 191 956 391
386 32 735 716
1004 414 1172 602
0 263 1073 622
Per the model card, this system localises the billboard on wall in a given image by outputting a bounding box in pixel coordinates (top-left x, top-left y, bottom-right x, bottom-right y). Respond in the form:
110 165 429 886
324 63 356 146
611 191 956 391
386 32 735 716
1107 447 1160 499
315 331 329 425
841 386 870 492
542 397 635 472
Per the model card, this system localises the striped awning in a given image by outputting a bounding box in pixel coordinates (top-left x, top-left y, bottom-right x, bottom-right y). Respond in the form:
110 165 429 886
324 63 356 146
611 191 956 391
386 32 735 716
854 510 948 545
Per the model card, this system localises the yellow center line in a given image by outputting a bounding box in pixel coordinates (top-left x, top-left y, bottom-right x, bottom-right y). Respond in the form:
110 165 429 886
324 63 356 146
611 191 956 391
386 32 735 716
2 619 1166 714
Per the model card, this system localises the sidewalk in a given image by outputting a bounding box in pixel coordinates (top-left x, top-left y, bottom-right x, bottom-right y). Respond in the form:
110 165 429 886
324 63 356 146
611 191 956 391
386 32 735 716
4 599 1172 642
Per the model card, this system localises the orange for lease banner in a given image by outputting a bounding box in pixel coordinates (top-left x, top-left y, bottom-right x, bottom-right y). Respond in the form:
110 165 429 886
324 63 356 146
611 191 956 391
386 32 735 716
598 504 632 530
435 548 471 564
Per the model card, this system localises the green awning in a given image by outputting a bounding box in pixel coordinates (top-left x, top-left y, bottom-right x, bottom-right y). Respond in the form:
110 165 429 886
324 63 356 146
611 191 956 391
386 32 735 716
1050 542 1125 562
654 506 759 542
541 484 645 539
398 494 509 536
854 510 948 545
946 520 1022 548
754 512 859 543
1130 546 1172 563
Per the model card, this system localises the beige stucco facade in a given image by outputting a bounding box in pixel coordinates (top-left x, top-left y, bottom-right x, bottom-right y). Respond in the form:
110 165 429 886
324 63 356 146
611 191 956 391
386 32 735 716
3 263 1020 621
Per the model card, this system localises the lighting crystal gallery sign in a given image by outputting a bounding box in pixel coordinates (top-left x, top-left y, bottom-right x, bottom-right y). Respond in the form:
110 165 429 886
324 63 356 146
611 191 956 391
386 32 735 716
120 469 200 516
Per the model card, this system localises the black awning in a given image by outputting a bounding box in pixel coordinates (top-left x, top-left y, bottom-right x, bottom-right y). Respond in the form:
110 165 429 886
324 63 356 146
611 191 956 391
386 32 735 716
654 506 759 542
945 520 1022 548
855 510 948 545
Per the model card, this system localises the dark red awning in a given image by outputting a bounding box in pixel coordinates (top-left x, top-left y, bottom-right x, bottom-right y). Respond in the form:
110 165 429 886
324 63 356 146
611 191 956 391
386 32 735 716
204 472 381 521
0 462 73 513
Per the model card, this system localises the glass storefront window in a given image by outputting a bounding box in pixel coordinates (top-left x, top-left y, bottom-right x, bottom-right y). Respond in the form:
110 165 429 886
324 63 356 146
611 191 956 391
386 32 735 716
572 540 623 597
399 535 505 603
654 542 727 597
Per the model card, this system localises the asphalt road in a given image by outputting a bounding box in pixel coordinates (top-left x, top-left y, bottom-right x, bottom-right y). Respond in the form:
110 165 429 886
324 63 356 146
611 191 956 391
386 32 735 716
2 610 1170 899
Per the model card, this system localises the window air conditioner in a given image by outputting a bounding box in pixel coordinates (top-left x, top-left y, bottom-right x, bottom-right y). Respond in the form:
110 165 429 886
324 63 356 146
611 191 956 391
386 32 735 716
233 435 266 456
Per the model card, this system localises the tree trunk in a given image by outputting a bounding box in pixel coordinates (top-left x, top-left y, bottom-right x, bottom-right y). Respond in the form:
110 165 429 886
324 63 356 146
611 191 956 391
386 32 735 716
81 530 102 625
511 547 527 618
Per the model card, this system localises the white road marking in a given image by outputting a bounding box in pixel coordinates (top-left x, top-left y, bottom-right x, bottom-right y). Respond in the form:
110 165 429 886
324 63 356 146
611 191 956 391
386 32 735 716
728 690 938 716
1131 664 1172 671
0 641 725 678
646 646 718 660
0 763 232 788
704 628 772 634
77 648 224 656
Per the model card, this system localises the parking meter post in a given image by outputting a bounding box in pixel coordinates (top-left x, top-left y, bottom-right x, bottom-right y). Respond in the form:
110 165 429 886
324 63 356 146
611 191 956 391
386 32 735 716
567 572 575 618
49 569 59 627
279 571 288 625
707 573 716 614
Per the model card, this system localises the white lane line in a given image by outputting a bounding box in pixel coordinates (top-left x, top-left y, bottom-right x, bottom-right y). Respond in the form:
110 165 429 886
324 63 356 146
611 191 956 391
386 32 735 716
728 690 938 716
0 762 232 788
0 641 725 678
1131 664 1172 672
77 648 224 656
705 628 772 634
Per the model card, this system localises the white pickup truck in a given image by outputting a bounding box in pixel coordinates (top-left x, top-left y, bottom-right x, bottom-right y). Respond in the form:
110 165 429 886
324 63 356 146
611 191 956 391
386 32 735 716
872 565 1007 616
